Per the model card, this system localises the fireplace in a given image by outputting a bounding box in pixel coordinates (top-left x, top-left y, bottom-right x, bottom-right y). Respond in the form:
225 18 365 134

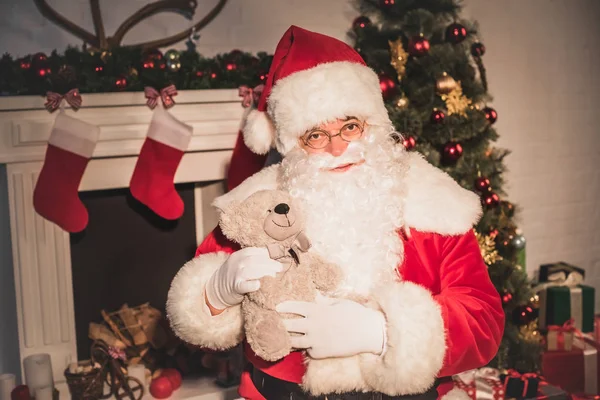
0 89 244 399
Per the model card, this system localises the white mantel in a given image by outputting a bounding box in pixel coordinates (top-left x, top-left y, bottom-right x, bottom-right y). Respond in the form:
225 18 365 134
0 89 243 400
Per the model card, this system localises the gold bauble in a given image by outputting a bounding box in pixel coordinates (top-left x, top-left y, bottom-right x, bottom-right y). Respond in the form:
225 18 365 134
436 72 458 95
396 95 409 109
389 39 408 80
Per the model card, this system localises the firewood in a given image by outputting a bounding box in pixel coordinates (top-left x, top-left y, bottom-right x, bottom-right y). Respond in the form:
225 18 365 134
89 322 127 349
101 309 132 347
119 304 148 346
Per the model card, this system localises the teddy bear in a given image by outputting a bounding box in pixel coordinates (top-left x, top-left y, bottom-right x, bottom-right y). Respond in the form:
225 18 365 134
217 189 343 362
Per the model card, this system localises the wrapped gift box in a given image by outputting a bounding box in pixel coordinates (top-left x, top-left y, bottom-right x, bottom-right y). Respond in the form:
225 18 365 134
525 383 569 400
541 336 599 395
453 368 504 400
539 285 595 333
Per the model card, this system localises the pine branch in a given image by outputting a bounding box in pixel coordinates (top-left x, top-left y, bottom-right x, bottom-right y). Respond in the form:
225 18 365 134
33 0 99 48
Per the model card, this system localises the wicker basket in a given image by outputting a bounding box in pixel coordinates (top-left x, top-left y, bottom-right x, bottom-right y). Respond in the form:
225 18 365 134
64 361 105 400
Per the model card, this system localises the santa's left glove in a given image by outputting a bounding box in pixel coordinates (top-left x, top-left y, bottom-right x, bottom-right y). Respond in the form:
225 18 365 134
276 296 387 359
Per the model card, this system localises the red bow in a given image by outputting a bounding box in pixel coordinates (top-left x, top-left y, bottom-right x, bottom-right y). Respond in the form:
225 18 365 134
238 84 264 108
144 84 178 109
503 370 540 398
107 346 126 361
548 318 577 333
45 89 82 112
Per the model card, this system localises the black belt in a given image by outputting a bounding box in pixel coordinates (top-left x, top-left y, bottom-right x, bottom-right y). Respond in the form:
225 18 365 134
251 365 439 400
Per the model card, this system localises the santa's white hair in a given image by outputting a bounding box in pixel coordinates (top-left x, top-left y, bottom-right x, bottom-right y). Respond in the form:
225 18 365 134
279 124 410 296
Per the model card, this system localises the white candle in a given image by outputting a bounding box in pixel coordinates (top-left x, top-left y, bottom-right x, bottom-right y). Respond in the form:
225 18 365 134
127 364 147 393
0 374 16 400
34 386 53 400
23 354 54 392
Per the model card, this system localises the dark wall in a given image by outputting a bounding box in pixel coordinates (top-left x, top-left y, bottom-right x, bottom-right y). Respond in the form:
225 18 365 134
70 184 197 360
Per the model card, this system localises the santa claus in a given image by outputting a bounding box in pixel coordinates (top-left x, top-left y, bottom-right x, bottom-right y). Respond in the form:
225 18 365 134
167 26 504 400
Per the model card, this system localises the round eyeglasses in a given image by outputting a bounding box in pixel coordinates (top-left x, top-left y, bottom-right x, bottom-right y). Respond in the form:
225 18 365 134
300 121 365 149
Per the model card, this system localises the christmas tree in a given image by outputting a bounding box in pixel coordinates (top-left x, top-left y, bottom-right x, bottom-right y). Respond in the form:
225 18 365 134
350 0 542 372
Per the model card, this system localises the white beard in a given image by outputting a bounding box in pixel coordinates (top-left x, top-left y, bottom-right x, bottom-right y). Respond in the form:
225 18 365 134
279 130 409 296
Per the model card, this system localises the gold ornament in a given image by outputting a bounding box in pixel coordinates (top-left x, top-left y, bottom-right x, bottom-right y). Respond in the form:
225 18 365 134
389 39 409 80
519 320 542 344
100 51 112 62
441 82 472 117
436 72 458 94
128 67 138 77
530 294 540 307
396 95 409 109
475 230 502 266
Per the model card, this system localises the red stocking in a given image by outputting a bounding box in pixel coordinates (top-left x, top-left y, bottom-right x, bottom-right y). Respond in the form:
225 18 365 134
33 112 99 233
130 106 192 220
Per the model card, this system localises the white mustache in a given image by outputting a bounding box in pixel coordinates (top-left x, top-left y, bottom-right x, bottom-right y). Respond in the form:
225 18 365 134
302 141 366 170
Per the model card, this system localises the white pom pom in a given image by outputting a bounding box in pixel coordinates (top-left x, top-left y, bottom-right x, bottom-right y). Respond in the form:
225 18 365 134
242 109 276 155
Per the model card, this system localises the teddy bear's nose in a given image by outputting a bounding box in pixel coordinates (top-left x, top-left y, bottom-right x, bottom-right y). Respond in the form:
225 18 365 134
274 203 290 215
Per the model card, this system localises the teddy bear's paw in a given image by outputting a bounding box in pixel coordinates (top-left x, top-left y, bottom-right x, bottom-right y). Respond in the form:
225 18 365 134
250 319 292 362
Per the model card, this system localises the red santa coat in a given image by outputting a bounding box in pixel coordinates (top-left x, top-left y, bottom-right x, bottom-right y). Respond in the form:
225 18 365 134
167 153 505 400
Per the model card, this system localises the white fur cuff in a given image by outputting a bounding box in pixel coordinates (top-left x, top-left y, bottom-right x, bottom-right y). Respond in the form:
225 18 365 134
359 282 446 395
166 252 244 350
440 388 471 400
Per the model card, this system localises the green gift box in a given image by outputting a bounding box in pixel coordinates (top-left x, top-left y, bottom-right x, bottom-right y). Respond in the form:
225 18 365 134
539 285 595 333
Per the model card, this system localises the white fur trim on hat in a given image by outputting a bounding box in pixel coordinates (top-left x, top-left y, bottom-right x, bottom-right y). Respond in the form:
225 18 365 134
166 252 244 350
267 61 391 155
242 109 276 155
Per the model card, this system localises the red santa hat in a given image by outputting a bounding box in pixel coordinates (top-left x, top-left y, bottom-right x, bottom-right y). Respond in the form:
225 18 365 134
242 25 390 156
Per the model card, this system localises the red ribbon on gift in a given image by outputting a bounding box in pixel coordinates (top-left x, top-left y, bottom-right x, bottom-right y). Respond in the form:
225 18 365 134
45 89 82 112
502 369 540 398
238 84 264 108
144 84 178 109
571 394 600 400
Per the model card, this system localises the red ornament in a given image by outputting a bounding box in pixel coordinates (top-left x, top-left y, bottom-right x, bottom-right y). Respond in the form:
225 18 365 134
145 49 163 61
157 60 166 70
471 42 486 57
36 67 51 77
484 107 498 124
210 72 218 79
352 16 372 30
501 290 513 305
32 52 47 64
19 58 31 70
142 60 154 69
379 74 396 100
226 62 237 71
161 368 182 390
474 176 491 192
402 136 416 151
408 36 430 56
442 142 463 164
446 23 468 44
380 0 395 6
11 385 31 400
115 75 128 90
150 376 173 399
195 70 204 77
259 72 268 81
512 304 536 326
482 192 500 208
430 109 445 124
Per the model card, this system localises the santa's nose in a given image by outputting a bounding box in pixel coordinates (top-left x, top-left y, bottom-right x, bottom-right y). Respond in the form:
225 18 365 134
274 203 290 215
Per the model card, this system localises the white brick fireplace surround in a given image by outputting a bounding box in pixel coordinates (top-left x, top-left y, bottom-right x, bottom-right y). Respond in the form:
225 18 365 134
0 90 243 400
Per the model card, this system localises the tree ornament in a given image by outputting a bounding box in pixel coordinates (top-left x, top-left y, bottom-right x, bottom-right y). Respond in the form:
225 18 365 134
157 60 166 70
442 141 463 164
165 49 180 61
440 82 472 117
501 290 513 305
114 75 128 90
408 35 430 56
482 192 500 208
519 320 542 344
512 233 526 250
396 95 409 109
32 52 48 65
149 376 173 399
167 59 181 72
512 304 536 326
475 176 491 192
31 53 50 77
19 57 31 70
475 230 502 265
430 109 446 124
388 38 408 80
436 73 458 95
472 42 486 57
93 60 104 74
379 74 397 100
226 62 237 71
402 136 416 151
145 49 163 61
352 16 371 30
484 107 498 124
446 23 468 44
380 0 395 8
259 71 268 81
210 72 218 79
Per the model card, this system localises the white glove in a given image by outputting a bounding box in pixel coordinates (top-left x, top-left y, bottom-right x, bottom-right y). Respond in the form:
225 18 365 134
206 247 283 310
276 295 387 359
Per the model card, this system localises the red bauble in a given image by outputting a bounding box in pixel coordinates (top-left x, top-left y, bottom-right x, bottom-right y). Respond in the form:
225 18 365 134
446 23 468 44
380 0 395 6
512 305 536 326
482 192 500 208
402 136 416 151
408 36 430 56
474 176 491 192
145 49 163 61
142 60 155 69
484 107 498 124
352 16 372 30
32 52 47 64
115 75 128 90
19 57 31 70
378 74 396 100
150 377 173 399
501 290 513 305
36 67 51 77
430 109 445 124
161 368 182 390
11 385 31 400
442 142 463 164
210 72 218 79
471 42 486 57
259 71 268 81
226 62 237 71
